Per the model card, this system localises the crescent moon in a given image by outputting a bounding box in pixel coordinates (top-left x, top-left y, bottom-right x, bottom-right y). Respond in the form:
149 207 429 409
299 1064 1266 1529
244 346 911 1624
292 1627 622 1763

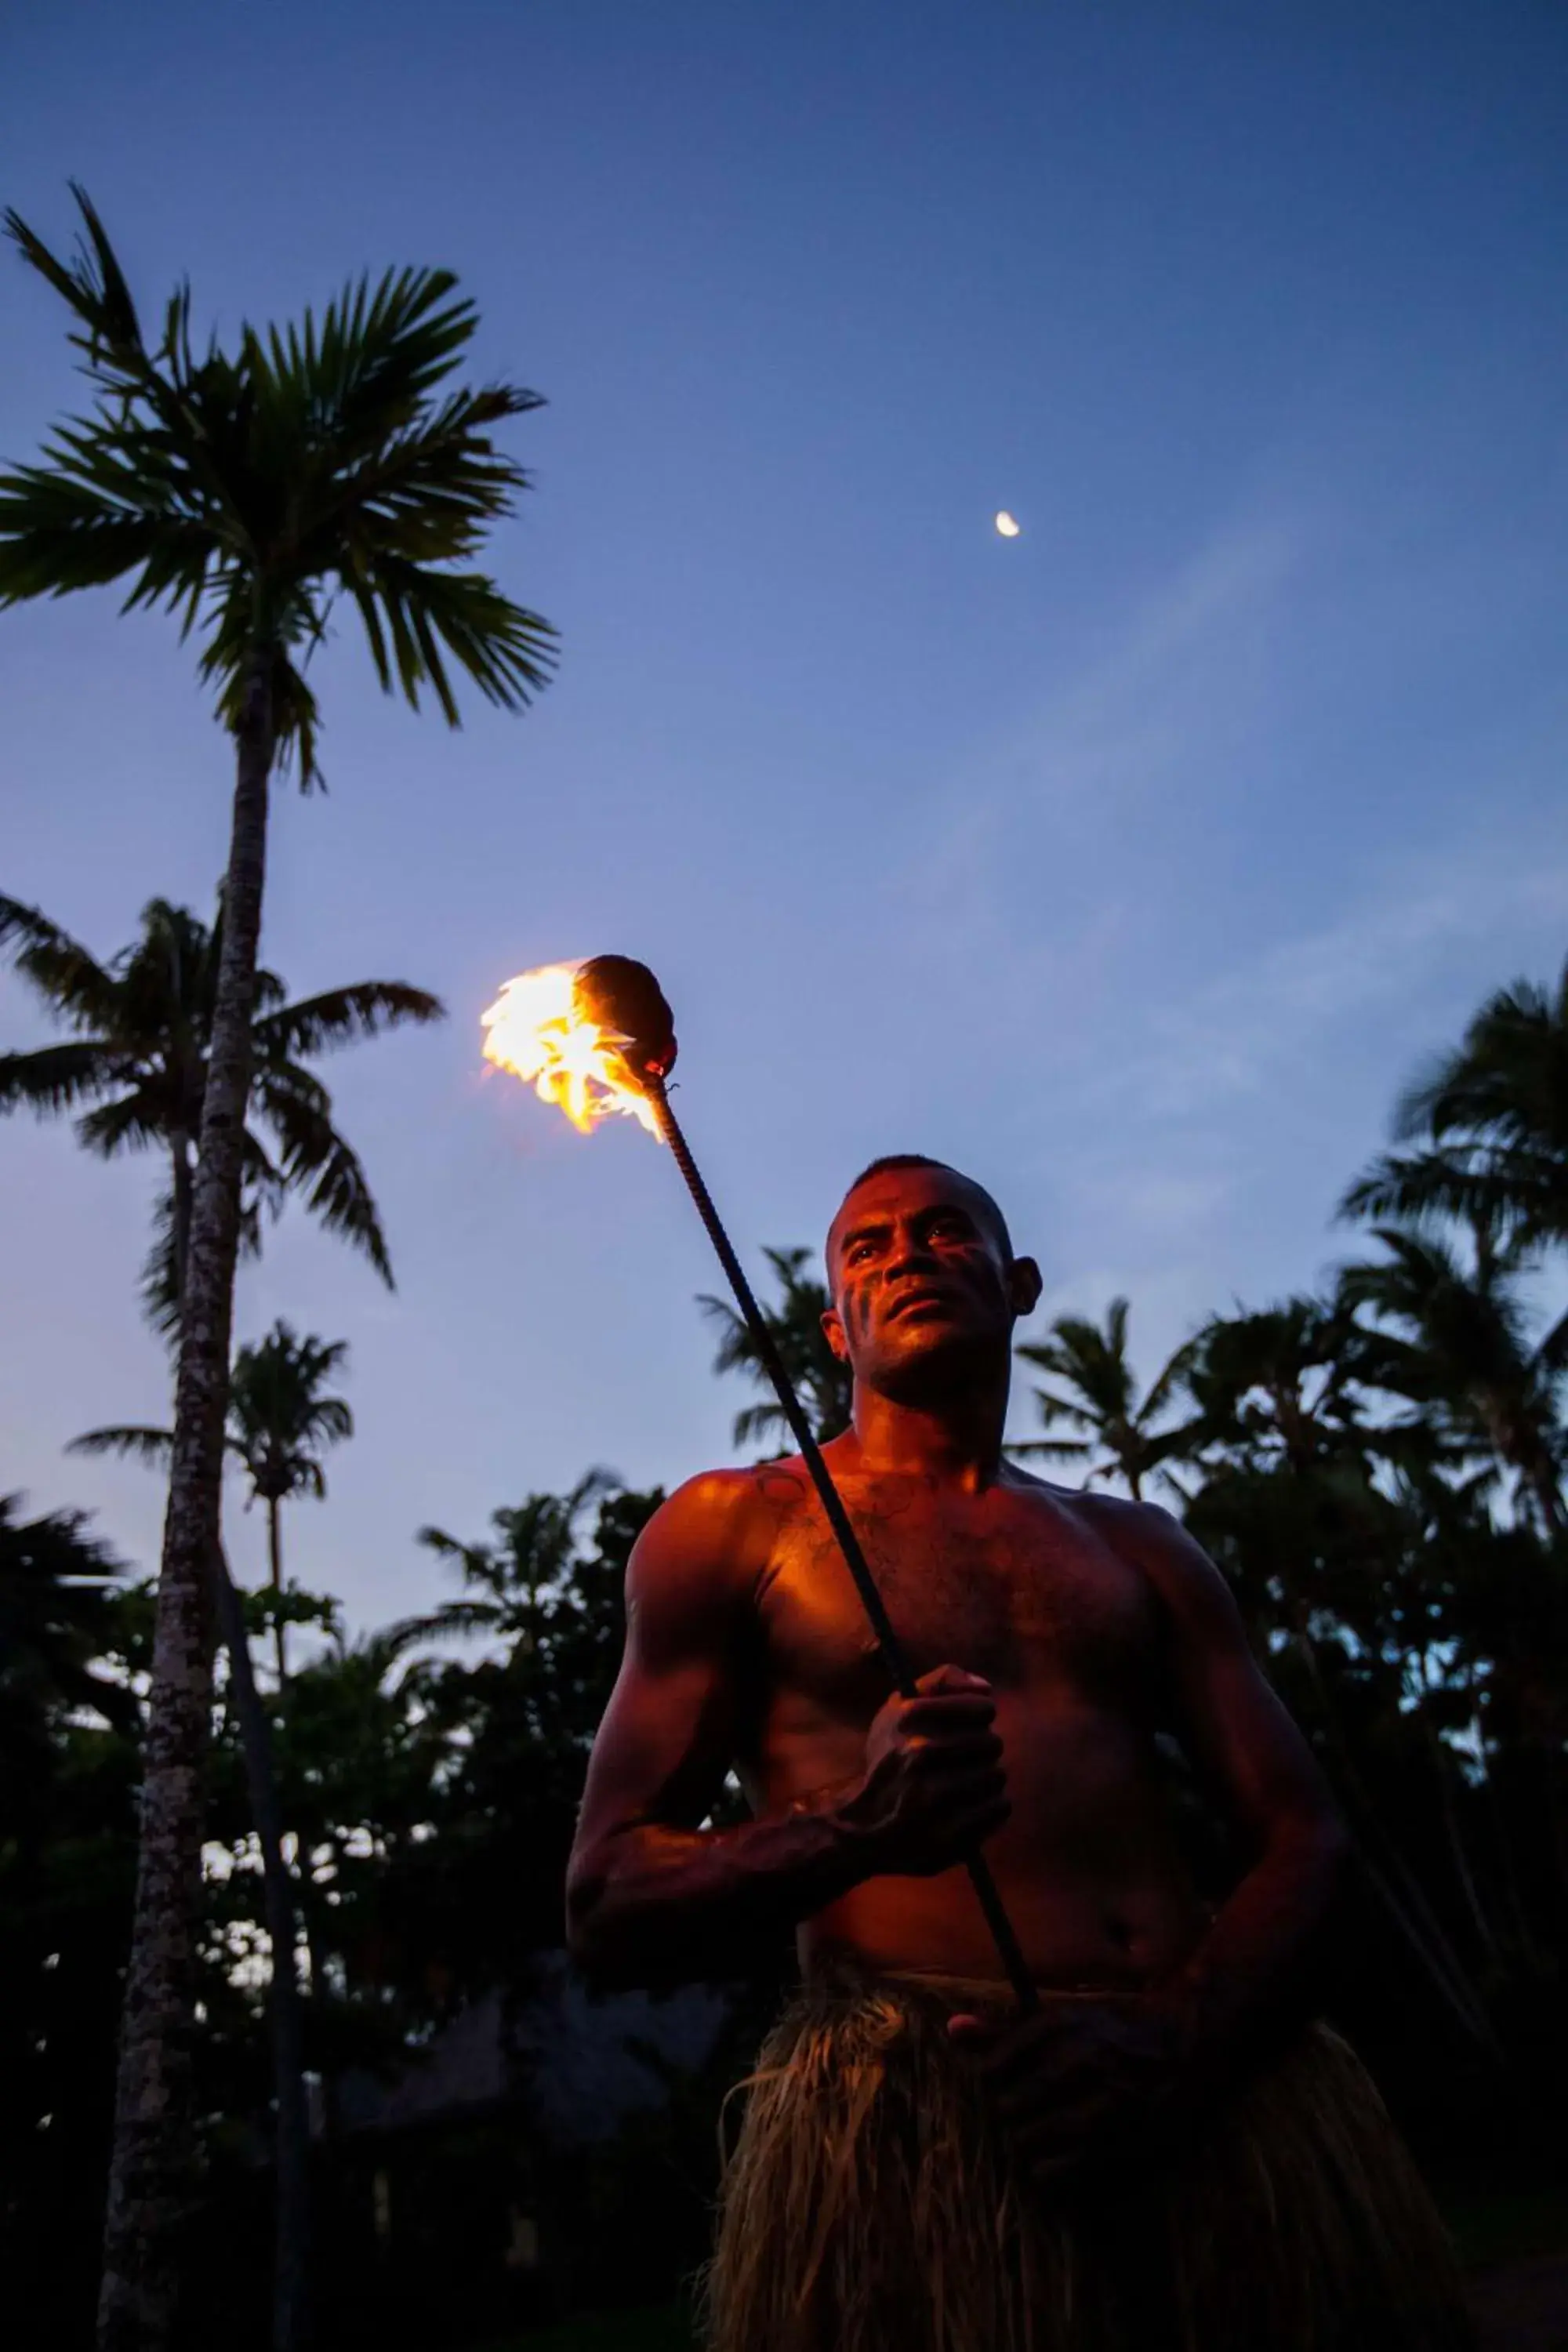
994 510 1022 538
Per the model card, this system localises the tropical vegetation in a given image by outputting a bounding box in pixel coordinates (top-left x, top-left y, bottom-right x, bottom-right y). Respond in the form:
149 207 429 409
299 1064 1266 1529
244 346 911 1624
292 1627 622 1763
6 953 1568 2345
0 184 553 2349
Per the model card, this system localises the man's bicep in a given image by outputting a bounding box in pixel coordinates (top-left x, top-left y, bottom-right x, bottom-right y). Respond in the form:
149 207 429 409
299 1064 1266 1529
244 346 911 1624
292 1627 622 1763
1140 1511 1338 1849
573 1481 750 1849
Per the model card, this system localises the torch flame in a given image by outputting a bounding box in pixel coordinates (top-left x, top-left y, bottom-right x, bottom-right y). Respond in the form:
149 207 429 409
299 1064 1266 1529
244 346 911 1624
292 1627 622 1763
481 962 661 1138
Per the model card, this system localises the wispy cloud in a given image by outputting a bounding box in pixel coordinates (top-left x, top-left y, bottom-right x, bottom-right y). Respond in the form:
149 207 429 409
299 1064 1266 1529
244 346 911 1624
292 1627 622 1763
893 500 1313 931
1120 848 1568 1122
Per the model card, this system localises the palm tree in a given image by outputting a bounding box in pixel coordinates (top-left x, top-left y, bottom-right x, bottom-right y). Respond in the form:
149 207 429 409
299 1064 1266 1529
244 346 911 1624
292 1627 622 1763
699 1246 852 1450
0 890 419 2350
74 1322 354 1679
1012 1297 1192 1498
1338 1224 1567 1535
0 891 442 1330
227 1329 351 1679
0 187 554 2351
408 1472 617 1661
1174 1297 1377 1479
1341 958 1568 1251
70 1323 353 2347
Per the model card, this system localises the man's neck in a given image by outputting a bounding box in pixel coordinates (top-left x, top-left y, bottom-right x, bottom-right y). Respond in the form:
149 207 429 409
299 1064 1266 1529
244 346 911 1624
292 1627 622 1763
848 1376 1010 1492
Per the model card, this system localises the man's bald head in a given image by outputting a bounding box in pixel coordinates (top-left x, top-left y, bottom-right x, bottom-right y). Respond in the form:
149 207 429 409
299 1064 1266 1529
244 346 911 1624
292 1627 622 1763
831 1155 1014 1265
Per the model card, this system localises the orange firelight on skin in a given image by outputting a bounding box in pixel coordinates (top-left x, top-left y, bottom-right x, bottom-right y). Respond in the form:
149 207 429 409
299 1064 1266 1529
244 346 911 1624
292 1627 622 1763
481 962 662 1138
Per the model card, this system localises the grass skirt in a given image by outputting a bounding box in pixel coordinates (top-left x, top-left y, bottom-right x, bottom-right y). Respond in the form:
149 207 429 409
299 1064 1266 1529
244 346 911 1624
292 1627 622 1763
698 1967 1474 2352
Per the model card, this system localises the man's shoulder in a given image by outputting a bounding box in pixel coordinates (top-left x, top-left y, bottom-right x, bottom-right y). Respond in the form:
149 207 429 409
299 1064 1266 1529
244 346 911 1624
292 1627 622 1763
658 1454 816 1526
1004 1460 1176 1539
1068 1486 1182 1548
1059 1486 1237 1627
1004 1467 1203 1582
628 1457 810 1601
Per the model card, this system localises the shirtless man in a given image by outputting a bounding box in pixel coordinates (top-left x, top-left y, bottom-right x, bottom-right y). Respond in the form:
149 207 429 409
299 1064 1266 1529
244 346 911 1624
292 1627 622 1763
566 1155 1472 2352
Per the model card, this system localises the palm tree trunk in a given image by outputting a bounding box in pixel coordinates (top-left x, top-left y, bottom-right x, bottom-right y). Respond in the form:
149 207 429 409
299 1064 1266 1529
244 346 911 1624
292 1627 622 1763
170 1135 193 1308
98 651 276 2352
268 1497 287 1685
178 1085 316 2349
210 1542 313 2352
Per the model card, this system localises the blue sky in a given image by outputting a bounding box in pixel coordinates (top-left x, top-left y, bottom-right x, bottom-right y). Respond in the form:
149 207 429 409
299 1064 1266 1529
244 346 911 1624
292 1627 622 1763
3 0 1566 1628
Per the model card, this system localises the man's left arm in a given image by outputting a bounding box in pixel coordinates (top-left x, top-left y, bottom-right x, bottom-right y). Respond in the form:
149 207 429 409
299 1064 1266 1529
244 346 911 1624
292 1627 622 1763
1132 1503 1352 2096
949 1504 1350 2173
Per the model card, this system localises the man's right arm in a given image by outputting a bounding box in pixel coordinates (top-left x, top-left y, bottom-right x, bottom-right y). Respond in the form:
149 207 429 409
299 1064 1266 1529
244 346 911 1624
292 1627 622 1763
564 1472 1008 1989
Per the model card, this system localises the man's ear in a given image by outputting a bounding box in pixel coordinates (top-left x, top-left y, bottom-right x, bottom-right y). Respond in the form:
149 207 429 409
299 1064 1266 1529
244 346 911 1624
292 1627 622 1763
822 1303 850 1364
1008 1256 1044 1319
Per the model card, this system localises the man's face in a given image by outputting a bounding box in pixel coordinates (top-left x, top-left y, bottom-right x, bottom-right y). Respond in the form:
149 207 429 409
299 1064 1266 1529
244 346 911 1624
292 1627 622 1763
822 1163 1041 1405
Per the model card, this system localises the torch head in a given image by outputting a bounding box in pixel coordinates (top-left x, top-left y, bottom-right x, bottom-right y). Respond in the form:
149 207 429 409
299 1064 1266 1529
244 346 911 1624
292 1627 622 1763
573 956 678 1087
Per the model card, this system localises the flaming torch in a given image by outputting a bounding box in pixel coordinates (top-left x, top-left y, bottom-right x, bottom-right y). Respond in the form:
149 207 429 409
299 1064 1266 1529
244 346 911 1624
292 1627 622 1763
482 954 1036 2011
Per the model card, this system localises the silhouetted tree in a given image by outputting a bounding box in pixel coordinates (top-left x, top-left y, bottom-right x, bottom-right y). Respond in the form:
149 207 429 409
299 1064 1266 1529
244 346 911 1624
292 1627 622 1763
0 892 442 1333
0 185 552 2350
1014 1295 1192 1497
700 1246 851 1450
1341 956 1568 1252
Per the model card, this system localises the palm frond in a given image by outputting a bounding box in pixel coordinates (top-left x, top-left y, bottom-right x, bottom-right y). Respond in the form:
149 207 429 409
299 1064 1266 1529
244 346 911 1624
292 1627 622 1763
270 267 488 460
346 554 556 724
379 1600 501 1656
1141 1336 1200 1423
0 892 120 1025
1019 1384 1098 1436
76 1089 168 1158
306 1397 354 1446
732 1399 791 1449
67 1423 174 1467
252 979 445 1062
415 1524 467 1557
1338 1149 1525 1233
4 184 146 372
251 1081 394 1284
0 463 198 608
138 1185 183 1339
0 1041 118 1117
1392 977 1554 1142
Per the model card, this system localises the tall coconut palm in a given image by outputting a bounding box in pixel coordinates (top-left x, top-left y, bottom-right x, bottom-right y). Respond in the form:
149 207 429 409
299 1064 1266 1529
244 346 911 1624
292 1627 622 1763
0 187 554 2351
1341 957 1568 1251
1337 1225 1568 1535
70 1330 350 2352
1013 1296 1193 1498
699 1246 852 1450
73 1322 354 1680
0 891 442 1331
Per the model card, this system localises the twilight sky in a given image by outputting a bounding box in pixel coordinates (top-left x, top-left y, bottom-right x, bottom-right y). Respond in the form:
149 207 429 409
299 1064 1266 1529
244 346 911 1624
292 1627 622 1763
3 0 1566 1630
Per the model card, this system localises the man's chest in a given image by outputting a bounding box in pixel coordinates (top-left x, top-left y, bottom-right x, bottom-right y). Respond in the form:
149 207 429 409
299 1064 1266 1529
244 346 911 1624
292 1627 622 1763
753 1485 1163 1715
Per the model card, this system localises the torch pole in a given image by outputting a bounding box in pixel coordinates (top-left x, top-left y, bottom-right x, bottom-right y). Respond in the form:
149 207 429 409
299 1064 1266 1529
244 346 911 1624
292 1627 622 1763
644 1074 1037 2013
